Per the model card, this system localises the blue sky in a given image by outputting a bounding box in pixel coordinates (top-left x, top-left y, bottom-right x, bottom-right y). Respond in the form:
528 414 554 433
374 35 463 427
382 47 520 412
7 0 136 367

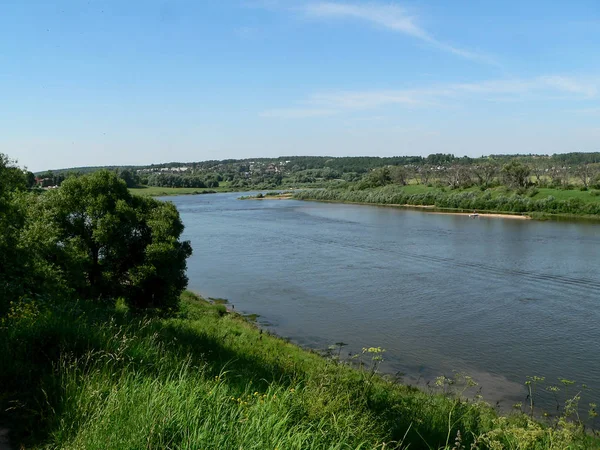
1 0 599 171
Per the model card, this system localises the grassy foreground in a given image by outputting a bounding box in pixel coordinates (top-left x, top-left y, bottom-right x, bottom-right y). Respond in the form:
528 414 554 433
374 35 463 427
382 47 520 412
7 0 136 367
1 292 598 449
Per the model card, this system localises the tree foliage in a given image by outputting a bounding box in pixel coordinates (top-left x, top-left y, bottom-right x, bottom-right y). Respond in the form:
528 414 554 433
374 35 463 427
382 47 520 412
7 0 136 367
0 159 192 315
501 161 531 189
39 171 192 310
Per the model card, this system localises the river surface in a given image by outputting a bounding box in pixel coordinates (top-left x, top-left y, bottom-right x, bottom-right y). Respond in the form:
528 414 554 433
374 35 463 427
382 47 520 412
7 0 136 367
168 192 600 410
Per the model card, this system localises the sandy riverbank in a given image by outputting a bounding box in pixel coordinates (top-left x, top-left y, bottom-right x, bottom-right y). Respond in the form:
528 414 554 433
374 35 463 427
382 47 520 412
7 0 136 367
246 193 294 200
428 211 531 220
245 196 532 219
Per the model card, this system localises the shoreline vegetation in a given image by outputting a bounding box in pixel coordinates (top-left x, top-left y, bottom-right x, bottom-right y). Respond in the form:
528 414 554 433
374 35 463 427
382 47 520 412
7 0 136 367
239 191 295 200
3 290 599 449
240 192 533 219
291 185 600 221
306 199 533 220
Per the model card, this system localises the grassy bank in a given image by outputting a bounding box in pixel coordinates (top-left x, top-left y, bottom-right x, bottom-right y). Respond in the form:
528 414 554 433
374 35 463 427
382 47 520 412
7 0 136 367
293 185 600 219
1 292 598 449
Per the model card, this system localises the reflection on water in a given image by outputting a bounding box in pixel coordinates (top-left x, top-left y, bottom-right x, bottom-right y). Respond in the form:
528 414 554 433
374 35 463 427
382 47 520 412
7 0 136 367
168 192 600 410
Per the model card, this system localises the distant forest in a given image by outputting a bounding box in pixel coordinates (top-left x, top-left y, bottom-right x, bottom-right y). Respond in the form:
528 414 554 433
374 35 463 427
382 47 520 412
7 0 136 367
35 152 600 191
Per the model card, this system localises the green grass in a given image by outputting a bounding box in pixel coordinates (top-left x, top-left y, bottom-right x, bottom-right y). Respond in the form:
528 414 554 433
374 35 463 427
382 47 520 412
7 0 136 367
1 292 598 449
129 183 232 197
531 187 600 203
395 184 436 195
294 184 600 218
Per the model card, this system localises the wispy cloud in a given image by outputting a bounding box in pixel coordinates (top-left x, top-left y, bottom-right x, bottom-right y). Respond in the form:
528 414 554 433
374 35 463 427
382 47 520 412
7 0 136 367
302 2 498 66
260 108 338 118
261 75 599 118
540 76 598 97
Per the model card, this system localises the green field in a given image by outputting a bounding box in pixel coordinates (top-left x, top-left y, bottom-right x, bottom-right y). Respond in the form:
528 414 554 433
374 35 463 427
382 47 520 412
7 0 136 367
129 184 231 197
531 187 600 203
2 291 598 449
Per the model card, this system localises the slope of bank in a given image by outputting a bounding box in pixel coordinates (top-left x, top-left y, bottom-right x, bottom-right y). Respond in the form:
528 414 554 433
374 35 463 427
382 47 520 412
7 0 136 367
293 185 600 219
1 292 598 449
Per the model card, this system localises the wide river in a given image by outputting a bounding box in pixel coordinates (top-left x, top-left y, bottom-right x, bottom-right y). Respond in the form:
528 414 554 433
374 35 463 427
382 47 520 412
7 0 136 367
169 192 600 409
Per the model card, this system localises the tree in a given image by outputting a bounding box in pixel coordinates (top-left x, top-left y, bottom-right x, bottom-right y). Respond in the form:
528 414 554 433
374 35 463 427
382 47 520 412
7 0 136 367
358 167 392 189
417 166 432 185
25 171 36 188
472 163 498 188
576 163 599 189
0 155 67 316
0 154 26 195
0 155 27 315
41 170 192 311
530 161 549 186
116 168 140 188
389 166 408 186
501 161 530 189
444 165 473 189
547 165 568 188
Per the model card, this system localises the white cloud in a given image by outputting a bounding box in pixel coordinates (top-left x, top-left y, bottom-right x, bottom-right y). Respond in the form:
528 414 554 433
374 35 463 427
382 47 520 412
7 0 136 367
261 75 599 118
302 2 498 66
310 90 424 109
305 3 427 39
539 76 597 97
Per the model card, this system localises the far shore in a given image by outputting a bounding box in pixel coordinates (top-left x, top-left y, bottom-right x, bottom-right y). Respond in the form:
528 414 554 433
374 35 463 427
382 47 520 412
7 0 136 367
428 211 531 220
241 193 294 200
378 204 531 220
290 197 534 220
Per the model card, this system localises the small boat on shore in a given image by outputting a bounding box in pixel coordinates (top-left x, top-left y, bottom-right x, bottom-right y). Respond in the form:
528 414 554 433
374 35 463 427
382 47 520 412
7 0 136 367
469 212 479 218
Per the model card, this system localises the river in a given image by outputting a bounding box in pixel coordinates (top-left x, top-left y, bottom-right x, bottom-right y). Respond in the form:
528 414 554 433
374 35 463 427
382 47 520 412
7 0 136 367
168 192 600 411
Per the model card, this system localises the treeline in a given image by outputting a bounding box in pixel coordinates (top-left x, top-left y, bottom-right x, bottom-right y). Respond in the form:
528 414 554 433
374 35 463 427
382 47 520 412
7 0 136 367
348 160 600 191
294 185 600 216
147 173 220 188
37 152 600 193
36 168 142 188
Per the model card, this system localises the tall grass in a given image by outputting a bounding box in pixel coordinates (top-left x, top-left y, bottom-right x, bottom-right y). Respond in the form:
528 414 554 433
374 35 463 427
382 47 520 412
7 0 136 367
1 293 598 449
294 185 600 216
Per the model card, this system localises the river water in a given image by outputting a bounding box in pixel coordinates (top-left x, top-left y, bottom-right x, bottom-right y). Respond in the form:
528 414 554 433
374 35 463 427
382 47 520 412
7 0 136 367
169 192 600 410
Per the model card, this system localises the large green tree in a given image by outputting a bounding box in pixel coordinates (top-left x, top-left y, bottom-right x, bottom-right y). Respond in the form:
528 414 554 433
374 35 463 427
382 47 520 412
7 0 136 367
0 155 65 316
501 161 531 189
40 170 192 311
0 155 27 315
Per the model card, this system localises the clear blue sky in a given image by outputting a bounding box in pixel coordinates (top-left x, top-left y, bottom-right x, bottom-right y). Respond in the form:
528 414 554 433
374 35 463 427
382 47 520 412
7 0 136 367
1 0 599 171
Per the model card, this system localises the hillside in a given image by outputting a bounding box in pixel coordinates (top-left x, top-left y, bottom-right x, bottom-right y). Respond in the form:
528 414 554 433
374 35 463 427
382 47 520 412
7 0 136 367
2 292 599 449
